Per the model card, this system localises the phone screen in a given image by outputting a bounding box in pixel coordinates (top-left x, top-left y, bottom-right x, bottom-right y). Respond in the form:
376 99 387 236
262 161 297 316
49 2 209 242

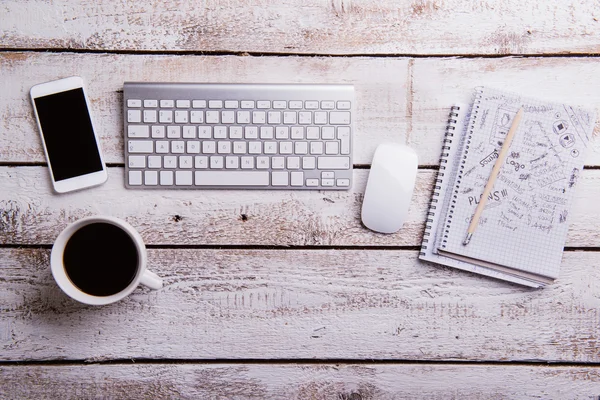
34 88 103 181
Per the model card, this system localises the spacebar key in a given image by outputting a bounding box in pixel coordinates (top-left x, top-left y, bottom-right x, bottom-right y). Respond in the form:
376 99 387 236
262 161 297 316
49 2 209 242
194 171 270 186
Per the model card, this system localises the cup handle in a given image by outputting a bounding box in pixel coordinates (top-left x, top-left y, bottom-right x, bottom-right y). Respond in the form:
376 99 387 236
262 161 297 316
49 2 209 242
140 270 163 290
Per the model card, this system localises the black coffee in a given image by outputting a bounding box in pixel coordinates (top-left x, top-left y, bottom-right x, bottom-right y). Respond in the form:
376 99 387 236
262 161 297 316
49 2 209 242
63 222 139 297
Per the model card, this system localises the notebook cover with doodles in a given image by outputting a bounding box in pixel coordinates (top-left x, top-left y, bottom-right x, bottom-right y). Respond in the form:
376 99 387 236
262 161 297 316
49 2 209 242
420 88 596 287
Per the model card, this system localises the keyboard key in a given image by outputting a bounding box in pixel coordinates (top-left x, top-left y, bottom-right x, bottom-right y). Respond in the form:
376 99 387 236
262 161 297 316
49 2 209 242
209 100 223 108
338 127 351 154
291 171 304 186
310 142 323 154
237 111 251 124
159 110 173 123
289 101 303 109
295 142 308 154
167 126 181 138
306 178 319 187
222 111 235 123
229 126 243 139
179 156 193 168
214 126 227 138
273 101 286 109
318 156 350 169
245 126 258 139
143 110 157 123
280 142 293 154
128 156 146 168
305 101 319 109
321 127 335 139
322 172 335 179
330 111 351 124
206 111 219 124
303 157 316 169
176 171 193 185
272 157 285 169
210 156 224 169
306 127 320 140
233 141 247 154
192 100 207 108
241 101 254 109
260 126 274 139
190 111 204 123
322 179 334 187
257 100 270 109
151 126 165 138
129 171 142 185
275 127 289 139
325 141 339 154
127 110 141 123
148 156 161 168
225 100 239 109
198 126 211 138
164 156 177 168
264 142 277 154
160 171 173 185
195 171 269 186
284 112 297 124
336 179 350 187
156 141 169 153
314 111 327 125
287 157 300 169
268 111 281 124
241 156 254 169
128 125 149 138
298 112 312 124
257 157 269 169
203 141 216 154
145 171 158 185
160 100 174 108
226 156 239 169
195 156 208 168
176 100 191 108
127 99 142 108
252 111 266 124
218 141 231 154
337 101 351 110
128 140 153 153
144 99 158 108
183 126 196 138
174 110 188 123
129 156 146 168
272 171 288 186
291 127 303 139
249 142 262 154
321 101 335 109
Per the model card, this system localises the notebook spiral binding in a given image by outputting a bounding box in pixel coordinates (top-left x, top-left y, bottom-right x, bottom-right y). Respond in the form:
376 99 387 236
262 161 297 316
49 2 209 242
419 105 463 257
439 88 484 250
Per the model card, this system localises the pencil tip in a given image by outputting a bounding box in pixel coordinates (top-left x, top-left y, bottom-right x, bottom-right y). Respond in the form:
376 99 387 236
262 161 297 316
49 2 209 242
463 233 472 245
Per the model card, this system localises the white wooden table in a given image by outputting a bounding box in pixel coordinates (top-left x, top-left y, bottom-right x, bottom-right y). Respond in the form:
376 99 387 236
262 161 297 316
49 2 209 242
2 1 600 398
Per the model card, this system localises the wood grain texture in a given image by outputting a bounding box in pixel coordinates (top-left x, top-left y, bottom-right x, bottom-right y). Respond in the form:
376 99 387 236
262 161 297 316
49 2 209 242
0 52 406 165
1 166 600 247
2 364 600 399
2 0 600 55
2 53 599 166
2 247 600 362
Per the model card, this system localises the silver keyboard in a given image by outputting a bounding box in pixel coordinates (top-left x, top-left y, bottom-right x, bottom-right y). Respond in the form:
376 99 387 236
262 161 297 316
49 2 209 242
123 82 354 189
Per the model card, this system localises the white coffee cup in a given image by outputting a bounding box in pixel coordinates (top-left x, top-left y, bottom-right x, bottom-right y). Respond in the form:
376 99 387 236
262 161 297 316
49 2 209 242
50 216 163 305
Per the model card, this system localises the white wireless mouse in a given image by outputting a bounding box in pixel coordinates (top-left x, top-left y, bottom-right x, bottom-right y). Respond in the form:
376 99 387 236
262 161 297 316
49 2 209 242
361 143 418 234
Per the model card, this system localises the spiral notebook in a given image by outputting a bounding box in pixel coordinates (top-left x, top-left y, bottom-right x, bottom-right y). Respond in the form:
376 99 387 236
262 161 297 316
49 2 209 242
419 87 596 287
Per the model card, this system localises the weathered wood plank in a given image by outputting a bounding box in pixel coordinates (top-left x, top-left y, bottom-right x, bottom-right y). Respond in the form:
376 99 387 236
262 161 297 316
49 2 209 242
3 53 600 166
1 167 599 247
1 364 600 399
0 52 407 165
411 57 600 165
2 0 600 55
1 248 600 362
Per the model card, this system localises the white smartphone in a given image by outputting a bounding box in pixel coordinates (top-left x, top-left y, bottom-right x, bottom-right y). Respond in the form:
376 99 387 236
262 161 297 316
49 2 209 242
30 76 108 193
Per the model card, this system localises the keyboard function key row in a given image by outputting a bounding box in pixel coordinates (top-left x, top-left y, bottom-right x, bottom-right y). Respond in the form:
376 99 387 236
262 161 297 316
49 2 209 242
128 100 351 110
